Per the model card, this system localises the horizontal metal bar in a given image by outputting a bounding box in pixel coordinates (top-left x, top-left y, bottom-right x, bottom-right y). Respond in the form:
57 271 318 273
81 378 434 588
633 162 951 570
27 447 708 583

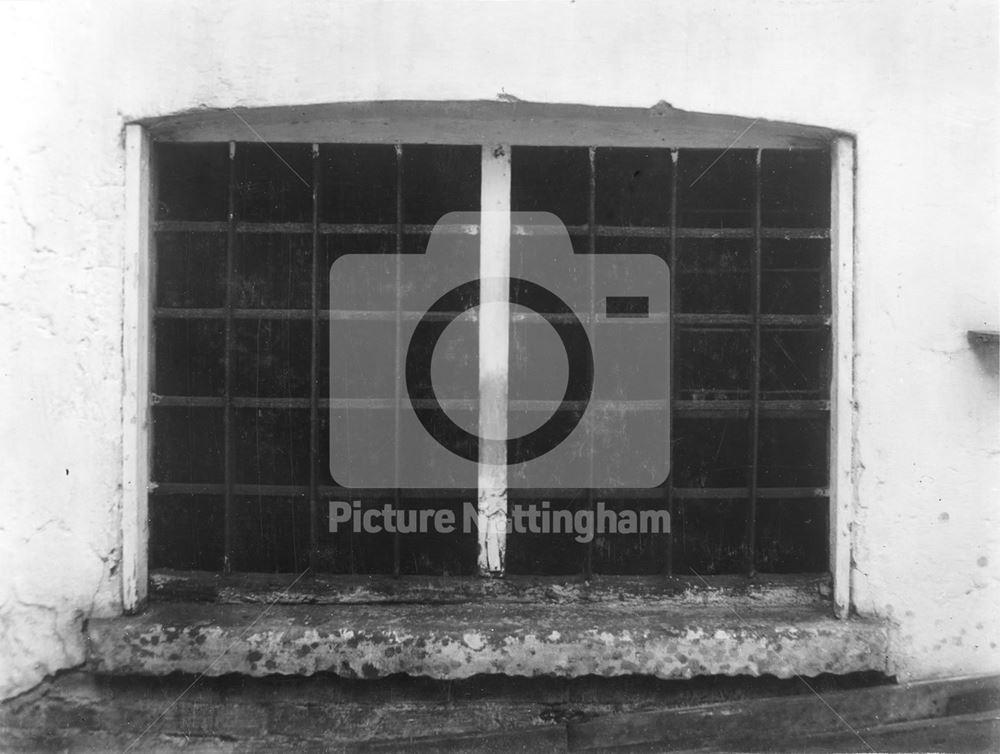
673 487 829 500
153 395 223 407
155 307 314 320
675 400 829 414
154 221 477 235
154 307 830 327
675 313 830 326
152 482 311 497
155 220 829 241
152 394 829 414
152 482 827 500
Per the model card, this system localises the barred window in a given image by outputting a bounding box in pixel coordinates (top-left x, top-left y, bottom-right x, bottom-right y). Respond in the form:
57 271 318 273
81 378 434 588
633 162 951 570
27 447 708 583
149 135 831 579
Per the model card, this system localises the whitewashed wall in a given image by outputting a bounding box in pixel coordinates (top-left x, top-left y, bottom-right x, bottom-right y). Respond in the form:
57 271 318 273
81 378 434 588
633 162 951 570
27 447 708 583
1 0 997 699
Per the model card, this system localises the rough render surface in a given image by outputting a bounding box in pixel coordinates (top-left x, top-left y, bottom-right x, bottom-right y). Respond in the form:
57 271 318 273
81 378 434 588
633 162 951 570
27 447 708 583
86 604 888 681
0 0 998 700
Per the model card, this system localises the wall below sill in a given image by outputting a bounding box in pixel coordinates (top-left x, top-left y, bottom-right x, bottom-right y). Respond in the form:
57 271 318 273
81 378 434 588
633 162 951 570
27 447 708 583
86 602 888 681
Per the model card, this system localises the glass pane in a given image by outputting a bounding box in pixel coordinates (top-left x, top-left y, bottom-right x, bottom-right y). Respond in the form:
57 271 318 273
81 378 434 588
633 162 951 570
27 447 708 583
594 147 672 227
154 319 225 396
511 146 589 226
320 144 397 224
592 496 671 575
232 320 311 398
676 149 754 228
156 143 229 221
762 238 830 315
760 327 830 398
397 498 477 576
672 499 748 575
233 408 310 485
761 150 830 228
156 232 226 308
756 498 828 573
152 407 224 483
672 418 749 488
402 145 481 225
234 234 312 309
235 143 313 222
758 417 829 487
675 238 752 314
232 497 311 573
504 495 586 575
317 494 397 575
676 328 752 400
149 494 224 570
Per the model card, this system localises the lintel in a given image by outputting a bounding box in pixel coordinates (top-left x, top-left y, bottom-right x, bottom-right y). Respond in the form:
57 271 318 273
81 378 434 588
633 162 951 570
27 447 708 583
136 99 844 149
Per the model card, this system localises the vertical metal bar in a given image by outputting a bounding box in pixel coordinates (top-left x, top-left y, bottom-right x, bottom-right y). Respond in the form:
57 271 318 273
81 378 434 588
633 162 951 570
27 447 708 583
223 141 237 574
585 147 597 579
478 145 511 577
666 148 678 576
308 144 320 572
393 144 404 578
747 148 763 577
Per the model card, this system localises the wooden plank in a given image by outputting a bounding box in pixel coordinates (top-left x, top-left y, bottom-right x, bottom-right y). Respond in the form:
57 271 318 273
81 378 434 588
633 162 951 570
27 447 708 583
121 124 153 612
478 145 511 576
566 675 1000 752
830 136 856 619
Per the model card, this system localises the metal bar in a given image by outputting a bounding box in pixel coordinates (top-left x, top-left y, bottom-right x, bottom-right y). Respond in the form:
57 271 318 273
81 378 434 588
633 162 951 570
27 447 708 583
223 141 236 574
153 308 829 327
308 144 320 572
478 145 511 577
746 148 763 577
153 482 829 501
673 487 829 500
666 148 678 575
585 146 597 579
155 219 828 241
153 395 830 414
675 313 830 326
393 144 404 579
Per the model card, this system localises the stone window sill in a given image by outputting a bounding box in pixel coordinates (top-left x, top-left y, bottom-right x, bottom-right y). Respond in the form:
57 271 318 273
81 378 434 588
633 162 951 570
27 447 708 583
87 574 888 681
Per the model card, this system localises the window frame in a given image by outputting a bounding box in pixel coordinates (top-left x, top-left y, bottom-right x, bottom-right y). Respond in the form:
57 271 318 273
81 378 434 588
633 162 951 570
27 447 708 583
120 102 856 617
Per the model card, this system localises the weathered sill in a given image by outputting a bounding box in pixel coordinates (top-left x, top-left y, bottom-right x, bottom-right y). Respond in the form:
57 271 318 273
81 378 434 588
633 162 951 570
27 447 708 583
87 601 888 681
149 570 832 607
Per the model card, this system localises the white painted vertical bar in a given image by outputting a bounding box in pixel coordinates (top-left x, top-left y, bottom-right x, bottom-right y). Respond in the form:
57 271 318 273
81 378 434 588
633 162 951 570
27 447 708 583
478 146 511 576
830 136 856 619
122 124 152 611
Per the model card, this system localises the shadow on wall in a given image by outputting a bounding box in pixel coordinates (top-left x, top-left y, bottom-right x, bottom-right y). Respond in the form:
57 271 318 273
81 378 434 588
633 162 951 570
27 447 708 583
967 331 999 378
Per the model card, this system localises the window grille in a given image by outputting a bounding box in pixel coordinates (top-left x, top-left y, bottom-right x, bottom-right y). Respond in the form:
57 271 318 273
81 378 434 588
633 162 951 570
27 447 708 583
150 141 831 577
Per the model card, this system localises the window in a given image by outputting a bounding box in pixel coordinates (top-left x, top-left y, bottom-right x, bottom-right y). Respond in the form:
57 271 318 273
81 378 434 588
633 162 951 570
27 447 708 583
143 126 836 582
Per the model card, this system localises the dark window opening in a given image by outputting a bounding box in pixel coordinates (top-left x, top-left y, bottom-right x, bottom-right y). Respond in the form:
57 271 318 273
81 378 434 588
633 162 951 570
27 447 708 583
150 141 832 578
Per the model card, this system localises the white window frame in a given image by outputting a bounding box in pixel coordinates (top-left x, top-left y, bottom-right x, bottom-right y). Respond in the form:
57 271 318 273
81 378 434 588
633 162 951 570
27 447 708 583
120 106 856 617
